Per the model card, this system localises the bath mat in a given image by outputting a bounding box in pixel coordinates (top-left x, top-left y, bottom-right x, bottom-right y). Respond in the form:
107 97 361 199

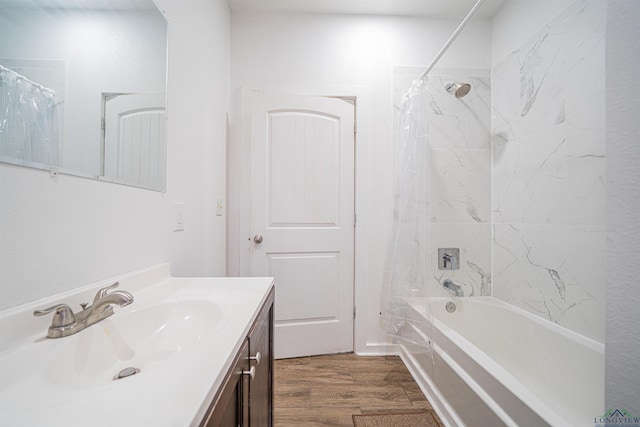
352 410 441 427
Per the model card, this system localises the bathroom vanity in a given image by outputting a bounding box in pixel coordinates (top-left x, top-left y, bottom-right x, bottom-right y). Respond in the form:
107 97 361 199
201 288 273 426
0 264 274 427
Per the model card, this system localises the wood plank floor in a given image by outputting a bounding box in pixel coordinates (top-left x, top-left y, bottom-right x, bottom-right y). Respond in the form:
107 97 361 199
273 353 443 426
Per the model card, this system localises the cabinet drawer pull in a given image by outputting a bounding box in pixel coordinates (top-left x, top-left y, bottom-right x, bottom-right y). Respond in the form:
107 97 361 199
242 366 256 381
249 352 262 365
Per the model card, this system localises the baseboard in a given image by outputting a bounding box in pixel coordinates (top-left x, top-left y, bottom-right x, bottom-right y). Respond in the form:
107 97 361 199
398 345 465 427
354 342 402 356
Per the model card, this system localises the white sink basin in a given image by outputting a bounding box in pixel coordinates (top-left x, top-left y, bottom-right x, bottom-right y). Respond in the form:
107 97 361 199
1 299 227 409
46 300 225 388
0 264 274 427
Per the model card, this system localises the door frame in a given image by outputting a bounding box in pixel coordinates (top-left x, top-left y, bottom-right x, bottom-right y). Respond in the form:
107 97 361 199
228 85 387 356
254 90 357 356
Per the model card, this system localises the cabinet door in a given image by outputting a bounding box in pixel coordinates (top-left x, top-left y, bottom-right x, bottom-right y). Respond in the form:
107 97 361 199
203 339 250 427
248 293 274 427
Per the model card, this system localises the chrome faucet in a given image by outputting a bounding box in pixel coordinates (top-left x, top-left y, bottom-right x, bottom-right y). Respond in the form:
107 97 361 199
34 282 133 339
443 279 464 297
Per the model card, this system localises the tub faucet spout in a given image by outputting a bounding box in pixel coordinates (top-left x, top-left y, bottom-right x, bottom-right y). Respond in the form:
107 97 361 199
443 279 464 297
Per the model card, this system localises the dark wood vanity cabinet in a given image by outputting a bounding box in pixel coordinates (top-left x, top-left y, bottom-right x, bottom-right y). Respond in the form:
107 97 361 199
203 340 250 426
201 288 274 427
247 291 273 427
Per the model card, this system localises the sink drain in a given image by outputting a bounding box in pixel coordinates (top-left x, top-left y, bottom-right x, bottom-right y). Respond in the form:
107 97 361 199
113 367 140 380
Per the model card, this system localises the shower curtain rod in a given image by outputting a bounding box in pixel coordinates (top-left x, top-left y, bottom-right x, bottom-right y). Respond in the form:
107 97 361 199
0 64 55 97
419 0 487 81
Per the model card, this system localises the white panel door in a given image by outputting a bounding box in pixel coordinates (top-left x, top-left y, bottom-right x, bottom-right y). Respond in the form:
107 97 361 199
103 93 166 189
250 92 355 359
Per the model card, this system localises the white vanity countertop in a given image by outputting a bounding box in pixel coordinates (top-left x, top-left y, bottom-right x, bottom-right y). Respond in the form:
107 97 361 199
0 264 274 427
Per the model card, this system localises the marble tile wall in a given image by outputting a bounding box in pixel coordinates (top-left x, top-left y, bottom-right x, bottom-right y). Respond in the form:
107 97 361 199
428 72 492 299
491 0 606 343
393 67 493 300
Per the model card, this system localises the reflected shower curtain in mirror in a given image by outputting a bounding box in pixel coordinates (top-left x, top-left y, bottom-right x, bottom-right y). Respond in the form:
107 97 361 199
381 77 431 343
0 65 61 168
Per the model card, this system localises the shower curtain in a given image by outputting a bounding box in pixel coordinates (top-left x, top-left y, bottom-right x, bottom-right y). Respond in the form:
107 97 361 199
380 76 431 342
0 65 60 168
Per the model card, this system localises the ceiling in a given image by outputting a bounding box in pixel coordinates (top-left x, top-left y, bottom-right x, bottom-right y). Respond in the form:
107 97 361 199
226 0 507 19
0 0 158 10
1 0 506 17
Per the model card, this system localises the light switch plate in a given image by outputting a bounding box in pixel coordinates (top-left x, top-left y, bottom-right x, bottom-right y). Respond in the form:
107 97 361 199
173 202 184 231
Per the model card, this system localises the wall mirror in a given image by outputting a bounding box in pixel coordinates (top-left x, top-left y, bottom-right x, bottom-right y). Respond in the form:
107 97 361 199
0 0 168 191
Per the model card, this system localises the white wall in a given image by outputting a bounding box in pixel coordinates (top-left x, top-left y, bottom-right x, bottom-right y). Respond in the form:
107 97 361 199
229 12 491 352
605 0 640 415
0 0 230 310
157 0 230 278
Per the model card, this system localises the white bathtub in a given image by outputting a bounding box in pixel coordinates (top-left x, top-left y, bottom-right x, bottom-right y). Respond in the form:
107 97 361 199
401 297 604 427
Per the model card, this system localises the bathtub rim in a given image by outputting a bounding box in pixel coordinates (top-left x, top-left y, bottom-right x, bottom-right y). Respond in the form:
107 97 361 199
422 296 604 353
406 296 605 427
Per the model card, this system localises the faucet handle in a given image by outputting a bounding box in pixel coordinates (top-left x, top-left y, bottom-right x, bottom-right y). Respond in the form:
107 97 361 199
93 282 120 303
33 304 76 327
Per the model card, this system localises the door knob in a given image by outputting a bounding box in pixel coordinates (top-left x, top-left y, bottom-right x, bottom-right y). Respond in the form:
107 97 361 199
253 235 263 244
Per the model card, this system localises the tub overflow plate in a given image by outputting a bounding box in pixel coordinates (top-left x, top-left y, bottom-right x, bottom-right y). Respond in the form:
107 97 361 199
445 302 456 313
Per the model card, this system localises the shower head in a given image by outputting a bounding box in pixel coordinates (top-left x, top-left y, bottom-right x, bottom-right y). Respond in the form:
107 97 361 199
445 82 471 98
